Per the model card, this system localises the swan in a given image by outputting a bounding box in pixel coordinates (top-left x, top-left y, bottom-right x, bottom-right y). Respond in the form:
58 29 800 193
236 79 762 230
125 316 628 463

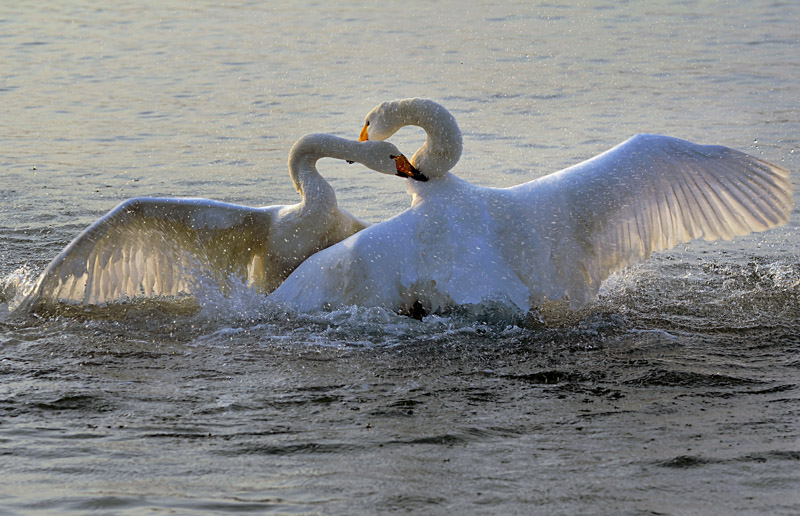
269 99 793 316
17 133 425 311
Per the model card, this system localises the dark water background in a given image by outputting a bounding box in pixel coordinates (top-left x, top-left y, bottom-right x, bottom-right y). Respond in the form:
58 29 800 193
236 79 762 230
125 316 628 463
1 1 799 514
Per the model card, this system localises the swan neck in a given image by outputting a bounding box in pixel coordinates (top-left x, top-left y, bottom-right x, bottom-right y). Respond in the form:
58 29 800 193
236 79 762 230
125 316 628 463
399 100 462 178
288 135 342 212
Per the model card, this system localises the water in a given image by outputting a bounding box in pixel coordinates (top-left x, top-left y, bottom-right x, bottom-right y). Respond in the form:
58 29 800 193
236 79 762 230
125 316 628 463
2 1 799 514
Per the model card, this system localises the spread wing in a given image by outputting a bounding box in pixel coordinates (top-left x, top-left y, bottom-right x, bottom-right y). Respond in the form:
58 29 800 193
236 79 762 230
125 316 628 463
20 197 277 309
515 134 793 307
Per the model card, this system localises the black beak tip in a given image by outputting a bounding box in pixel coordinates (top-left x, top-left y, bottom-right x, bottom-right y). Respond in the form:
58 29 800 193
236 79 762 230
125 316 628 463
397 171 429 182
411 164 428 182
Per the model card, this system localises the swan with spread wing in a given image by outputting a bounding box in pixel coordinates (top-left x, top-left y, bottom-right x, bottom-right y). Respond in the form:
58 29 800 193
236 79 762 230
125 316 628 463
269 98 793 316
18 133 424 311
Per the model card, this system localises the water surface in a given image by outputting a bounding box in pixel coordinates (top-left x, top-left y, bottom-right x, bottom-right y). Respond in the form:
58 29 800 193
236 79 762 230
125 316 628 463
1 1 799 514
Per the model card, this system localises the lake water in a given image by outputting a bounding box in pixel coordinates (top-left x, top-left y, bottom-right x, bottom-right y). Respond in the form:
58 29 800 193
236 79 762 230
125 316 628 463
1 1 799 514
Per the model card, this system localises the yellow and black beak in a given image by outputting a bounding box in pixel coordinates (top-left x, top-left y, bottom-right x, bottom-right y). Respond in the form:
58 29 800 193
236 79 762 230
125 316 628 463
391 155 428 182
359 122 369 142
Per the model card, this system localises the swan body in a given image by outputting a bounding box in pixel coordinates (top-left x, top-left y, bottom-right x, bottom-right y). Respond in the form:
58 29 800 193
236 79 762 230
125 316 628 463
270 100 793 315
18 134 415 310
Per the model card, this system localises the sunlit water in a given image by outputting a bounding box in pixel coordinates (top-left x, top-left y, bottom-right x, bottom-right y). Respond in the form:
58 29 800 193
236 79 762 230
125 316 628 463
2 1 799 515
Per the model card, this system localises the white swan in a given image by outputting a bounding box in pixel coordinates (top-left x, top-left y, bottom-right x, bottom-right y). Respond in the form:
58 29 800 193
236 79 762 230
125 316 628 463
269 99 793 316
18 133 423 311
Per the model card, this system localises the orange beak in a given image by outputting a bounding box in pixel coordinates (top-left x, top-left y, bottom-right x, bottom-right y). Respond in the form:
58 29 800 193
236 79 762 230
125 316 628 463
391 155 428 182
359 122 369 142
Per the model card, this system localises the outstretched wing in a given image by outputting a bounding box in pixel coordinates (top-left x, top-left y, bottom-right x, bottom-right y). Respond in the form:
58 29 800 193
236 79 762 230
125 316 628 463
515 134 793 307
21 197 276 309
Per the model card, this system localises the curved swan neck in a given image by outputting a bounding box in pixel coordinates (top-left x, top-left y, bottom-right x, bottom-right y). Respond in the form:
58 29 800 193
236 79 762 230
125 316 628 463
380 99 463 179
287 134 401 212
287 134 346 211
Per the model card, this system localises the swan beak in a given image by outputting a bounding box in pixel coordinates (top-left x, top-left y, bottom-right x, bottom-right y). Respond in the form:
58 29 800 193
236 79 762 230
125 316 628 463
392 155 428 182
359 123 369 142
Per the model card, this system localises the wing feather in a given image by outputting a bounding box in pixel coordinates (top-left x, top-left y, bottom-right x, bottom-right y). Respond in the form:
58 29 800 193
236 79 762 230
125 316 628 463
20 197 276 310
521 134 793 307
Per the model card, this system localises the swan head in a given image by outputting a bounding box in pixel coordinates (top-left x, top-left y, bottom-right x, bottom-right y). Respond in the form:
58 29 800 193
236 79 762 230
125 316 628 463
359 98 462 180
359 140 429 182
289 133 427 184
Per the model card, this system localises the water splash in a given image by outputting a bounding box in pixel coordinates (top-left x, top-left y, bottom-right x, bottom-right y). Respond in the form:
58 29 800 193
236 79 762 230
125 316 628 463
597 256 800 333
1 265 39 311
5 251 797 350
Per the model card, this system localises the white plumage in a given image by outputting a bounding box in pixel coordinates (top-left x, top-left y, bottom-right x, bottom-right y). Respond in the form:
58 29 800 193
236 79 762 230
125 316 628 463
19 134 412 310
269 100 792 315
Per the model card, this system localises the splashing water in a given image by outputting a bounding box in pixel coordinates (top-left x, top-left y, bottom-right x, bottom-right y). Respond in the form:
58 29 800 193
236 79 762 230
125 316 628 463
1 1 798 514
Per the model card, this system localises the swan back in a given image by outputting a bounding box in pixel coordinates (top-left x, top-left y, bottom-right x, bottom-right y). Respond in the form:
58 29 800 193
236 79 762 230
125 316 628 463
362 98 462 179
